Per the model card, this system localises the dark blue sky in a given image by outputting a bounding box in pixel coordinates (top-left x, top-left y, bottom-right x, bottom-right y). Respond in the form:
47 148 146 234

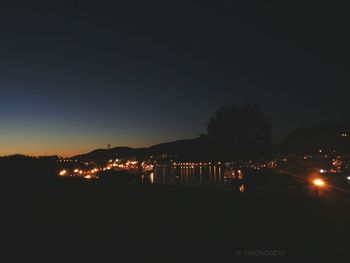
1 1 349 156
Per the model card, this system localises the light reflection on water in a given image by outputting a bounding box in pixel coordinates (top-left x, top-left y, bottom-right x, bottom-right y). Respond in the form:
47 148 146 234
142 165 246 192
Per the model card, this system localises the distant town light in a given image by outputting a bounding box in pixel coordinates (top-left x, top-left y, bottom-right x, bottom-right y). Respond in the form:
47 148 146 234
59 170 67 176
150 172 154 184
239 184 245 193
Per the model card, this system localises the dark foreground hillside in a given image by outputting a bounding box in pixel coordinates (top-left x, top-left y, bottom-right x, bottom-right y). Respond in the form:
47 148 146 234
4 184 350 260
2 157 350 261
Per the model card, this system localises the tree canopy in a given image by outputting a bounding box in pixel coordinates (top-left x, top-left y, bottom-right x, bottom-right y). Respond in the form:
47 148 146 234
203 104 272 161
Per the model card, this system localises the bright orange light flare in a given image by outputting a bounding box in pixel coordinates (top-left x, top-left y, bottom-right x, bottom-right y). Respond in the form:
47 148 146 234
313 178 325 187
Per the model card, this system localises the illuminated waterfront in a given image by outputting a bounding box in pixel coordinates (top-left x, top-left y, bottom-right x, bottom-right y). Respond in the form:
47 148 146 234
144 165 226 188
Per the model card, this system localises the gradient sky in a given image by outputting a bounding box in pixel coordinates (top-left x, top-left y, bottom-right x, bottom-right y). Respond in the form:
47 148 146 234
1 1 350 157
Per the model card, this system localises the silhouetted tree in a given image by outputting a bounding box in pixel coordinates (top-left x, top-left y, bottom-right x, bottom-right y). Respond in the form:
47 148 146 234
203 103 272 161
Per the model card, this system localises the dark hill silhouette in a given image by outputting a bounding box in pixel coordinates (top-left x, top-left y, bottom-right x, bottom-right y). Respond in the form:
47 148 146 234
149 138 212 161
72 139 204 162
74 117 350 161
73 147 148 162
72 104 273 162
278 118 350 154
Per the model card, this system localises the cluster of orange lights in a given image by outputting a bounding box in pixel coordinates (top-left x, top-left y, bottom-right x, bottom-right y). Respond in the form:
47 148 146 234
224 169 243 180
59 168 99 180
59 159 146 180
173 162 214 166
105 160 139 170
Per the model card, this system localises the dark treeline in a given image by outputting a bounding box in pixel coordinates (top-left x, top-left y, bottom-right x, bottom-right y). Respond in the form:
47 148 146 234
157 103 273 162
74 104 350 163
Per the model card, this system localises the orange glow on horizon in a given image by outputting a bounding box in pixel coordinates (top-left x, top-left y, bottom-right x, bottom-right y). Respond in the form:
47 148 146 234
0 136 184 158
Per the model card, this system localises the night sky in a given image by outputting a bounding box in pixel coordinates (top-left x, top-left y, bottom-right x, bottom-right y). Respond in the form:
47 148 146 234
1 1 349 156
